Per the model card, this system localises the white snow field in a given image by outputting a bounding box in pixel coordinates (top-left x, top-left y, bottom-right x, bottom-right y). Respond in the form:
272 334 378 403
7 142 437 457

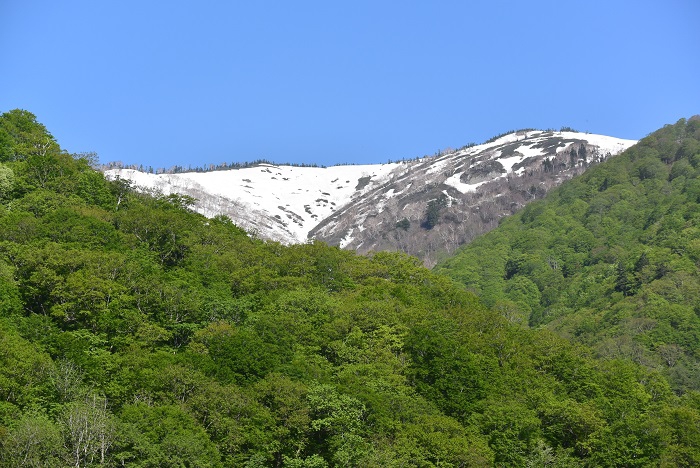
105 130 637 245
106 162 400 243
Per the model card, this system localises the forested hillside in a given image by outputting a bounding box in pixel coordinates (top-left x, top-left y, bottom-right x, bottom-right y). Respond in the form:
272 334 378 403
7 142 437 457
436 117 700 395
1 109 699 467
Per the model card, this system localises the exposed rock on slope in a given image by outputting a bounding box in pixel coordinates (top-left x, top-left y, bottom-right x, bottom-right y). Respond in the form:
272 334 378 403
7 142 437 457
104 130 636 266
310 130 636 266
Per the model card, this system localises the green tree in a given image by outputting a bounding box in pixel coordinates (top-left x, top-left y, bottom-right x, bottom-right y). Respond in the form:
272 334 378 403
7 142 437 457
306 384 370 466
0 109 58 162
0 261 21 317
423 194 447 229
0 164 13 199
0 413 64 467
395 217 410 230
117 403 222 466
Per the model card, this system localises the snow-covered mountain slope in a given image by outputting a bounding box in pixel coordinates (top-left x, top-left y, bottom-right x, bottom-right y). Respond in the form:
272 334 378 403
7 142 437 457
104 129 636 264
104 162 400 243
311 130 636 265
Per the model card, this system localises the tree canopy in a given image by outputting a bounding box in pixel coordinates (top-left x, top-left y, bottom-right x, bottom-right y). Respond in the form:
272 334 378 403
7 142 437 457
437 117 700 396
1 109 699 466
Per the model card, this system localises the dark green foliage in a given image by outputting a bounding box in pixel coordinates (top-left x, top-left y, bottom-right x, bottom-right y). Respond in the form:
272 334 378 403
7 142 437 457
406 318 488 417
118 404 222 466
423 194 448 229
395 217 410 230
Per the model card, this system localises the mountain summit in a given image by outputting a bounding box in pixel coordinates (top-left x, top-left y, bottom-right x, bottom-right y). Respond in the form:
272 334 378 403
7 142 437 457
105 130 636 264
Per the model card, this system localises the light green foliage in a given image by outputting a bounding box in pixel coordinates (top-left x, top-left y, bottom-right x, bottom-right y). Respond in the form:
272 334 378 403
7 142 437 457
0 110 698 466
0 109 58 162
0 323 55 412
0 164 13 198
0 413 64 467
307 384 370 465
437 118 700 392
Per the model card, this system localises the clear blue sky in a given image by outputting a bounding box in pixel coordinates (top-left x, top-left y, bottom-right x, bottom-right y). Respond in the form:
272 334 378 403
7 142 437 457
1 1 698 169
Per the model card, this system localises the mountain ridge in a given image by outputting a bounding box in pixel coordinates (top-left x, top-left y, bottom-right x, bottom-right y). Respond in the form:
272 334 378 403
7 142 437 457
105 129 636 265
435 116 700 393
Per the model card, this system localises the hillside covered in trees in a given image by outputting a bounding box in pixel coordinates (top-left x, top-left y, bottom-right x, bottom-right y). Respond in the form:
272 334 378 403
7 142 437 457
0 109 699 467
436 117 700 395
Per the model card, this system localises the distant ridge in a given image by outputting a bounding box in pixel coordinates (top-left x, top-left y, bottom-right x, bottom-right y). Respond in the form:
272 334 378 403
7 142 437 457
104 129 636 265
435 116 700 394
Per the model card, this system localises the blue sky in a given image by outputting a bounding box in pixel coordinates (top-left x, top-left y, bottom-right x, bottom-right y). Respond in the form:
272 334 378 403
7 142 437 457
1 1 698 169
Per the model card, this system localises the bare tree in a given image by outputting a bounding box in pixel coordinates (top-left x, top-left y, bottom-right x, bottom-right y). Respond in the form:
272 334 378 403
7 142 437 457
62 393 115 467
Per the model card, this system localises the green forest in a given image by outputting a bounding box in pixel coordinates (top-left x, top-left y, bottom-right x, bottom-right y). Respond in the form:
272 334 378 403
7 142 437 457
0 109 699 467
435 117 700 394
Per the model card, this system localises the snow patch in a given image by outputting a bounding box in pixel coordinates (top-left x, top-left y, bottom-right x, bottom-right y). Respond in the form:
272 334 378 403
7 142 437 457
497 155 524 173
339 230 355 248
105 130 638 246
105 163 401 244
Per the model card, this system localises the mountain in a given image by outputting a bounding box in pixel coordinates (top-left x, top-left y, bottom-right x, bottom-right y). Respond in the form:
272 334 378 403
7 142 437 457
311 130 636 266
104 162 401 244
435 116 700 393
104 130 636 265
2 109 700 466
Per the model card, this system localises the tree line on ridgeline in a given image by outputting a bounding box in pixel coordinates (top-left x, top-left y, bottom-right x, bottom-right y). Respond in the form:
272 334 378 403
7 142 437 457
0 109 699 466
